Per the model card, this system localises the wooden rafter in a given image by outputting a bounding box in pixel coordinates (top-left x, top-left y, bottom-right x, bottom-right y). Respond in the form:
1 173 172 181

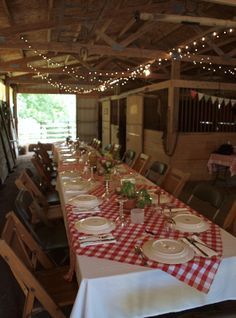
47 0 54 42
202 0 236 6
139 12 236 28
0 41 169 59
0 18 81 36
1 0 13 25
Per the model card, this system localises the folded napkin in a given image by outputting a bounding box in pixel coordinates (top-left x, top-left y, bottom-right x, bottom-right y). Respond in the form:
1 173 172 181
79 234 116 247
163 207 190 214
182 236 218 258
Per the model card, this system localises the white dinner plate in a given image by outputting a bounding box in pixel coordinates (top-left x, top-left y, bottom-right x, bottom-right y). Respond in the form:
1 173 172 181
142 239 195 264
151 239 187 258
64 180 89 191
75 217 116 234
173 214 210 233
69 194 100 208
63 158 77 162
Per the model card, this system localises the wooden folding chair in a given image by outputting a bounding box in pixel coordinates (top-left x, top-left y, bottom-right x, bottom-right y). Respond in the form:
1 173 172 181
132 152 151 175
145 161 168 185
0 211 77 318
160 167 190 197
15 170 61 220
111 144 121 160
31 155 55 191
187 182 224 221
223 199 236 232
122 149 136 167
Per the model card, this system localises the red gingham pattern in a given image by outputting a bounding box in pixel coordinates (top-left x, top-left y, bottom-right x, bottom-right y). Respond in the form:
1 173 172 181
207 153 236 176
65 183 222 294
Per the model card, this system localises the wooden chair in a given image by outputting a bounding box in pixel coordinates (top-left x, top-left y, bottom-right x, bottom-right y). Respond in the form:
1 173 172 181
223 199 236 233
15 169 60 209
111 144 121 160
160 167 190 197
145 161 168 185
122 149 136 166
187 182 224 221
37 142 54 170
132 152 151 175
15 189 68 253
0 211 77 318
31 155 55 191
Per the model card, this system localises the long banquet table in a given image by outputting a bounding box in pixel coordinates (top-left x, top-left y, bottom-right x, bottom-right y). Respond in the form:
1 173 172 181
54 145 236 318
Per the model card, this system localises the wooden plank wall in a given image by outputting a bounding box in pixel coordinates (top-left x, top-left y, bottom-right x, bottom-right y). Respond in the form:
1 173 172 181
143 130 236 181
76 97 98 143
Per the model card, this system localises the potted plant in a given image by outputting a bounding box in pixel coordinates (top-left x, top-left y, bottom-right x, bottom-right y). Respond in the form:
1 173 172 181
136 189 152 209
120 181 137 211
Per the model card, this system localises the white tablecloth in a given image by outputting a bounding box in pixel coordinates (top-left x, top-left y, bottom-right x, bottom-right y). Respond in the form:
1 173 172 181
56 167 236 318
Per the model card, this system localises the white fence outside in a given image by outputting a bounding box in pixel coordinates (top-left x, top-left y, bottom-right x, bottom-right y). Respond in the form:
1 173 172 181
18 118 76 145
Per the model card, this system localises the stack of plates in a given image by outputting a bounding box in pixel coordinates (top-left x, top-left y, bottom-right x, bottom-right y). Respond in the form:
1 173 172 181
64 180 89 193
69 194 100 209
173 214 210 233
142 239 194 264
75 216 115 234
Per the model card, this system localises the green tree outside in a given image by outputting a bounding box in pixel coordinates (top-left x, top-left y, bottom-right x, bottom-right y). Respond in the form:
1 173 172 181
18 94 69 123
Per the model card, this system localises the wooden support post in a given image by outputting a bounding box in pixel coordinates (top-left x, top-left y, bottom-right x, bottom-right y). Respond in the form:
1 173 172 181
166 60 180 155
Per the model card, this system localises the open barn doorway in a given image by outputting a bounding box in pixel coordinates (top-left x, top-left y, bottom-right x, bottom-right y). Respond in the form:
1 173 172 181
17 94 76 149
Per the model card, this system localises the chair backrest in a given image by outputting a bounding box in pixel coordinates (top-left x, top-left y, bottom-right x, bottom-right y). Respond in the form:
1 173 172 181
0 212 74 318
122 149 136 166
15 170 48 207
31 155 52 189
145 161 168 185
132 153 151 175
160 167 190 197
1 211 54 270
103 144 112 153
15 189 51 245
187 182 224 220
37 142 53 167
111 144 121 160
223 199 236 231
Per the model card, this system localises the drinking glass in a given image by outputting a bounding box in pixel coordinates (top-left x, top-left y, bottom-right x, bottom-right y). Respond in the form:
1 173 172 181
116 197 127 227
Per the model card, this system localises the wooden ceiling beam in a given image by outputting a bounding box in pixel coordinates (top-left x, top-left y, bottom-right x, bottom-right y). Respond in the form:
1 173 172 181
180 54 236 66
94 30 121 48
139 12 236 28
0 41 169 59
0 64 163 79
1 0 13 25
118 18 136 38
192 25 225 56
0 53 66 67
47 0 54 42
120 21 156 47
202 0 236 6
0 18 81 36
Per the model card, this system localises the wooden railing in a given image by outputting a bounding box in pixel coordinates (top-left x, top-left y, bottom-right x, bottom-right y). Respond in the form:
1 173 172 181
19 121 76 144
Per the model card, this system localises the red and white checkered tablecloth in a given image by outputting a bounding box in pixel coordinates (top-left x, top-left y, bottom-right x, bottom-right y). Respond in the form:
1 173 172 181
207 153 236 176
65 184 222 294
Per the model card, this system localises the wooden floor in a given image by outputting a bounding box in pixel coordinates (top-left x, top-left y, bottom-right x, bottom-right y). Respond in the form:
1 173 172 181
0 154 235 318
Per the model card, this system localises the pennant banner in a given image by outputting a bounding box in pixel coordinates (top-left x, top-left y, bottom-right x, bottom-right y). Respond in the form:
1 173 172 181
190 90 236 107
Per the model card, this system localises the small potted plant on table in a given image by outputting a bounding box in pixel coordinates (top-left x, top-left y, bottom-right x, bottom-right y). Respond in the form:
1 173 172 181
120 181 137 212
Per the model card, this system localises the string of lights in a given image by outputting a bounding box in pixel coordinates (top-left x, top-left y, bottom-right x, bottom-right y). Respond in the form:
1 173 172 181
20 26 235 94
20 35 152 94
168 28 236 77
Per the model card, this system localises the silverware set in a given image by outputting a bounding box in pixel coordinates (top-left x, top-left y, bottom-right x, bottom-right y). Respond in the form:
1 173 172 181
134 245 148 266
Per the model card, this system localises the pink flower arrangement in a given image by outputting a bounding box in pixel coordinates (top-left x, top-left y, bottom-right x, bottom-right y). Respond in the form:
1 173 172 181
99 155 116 174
